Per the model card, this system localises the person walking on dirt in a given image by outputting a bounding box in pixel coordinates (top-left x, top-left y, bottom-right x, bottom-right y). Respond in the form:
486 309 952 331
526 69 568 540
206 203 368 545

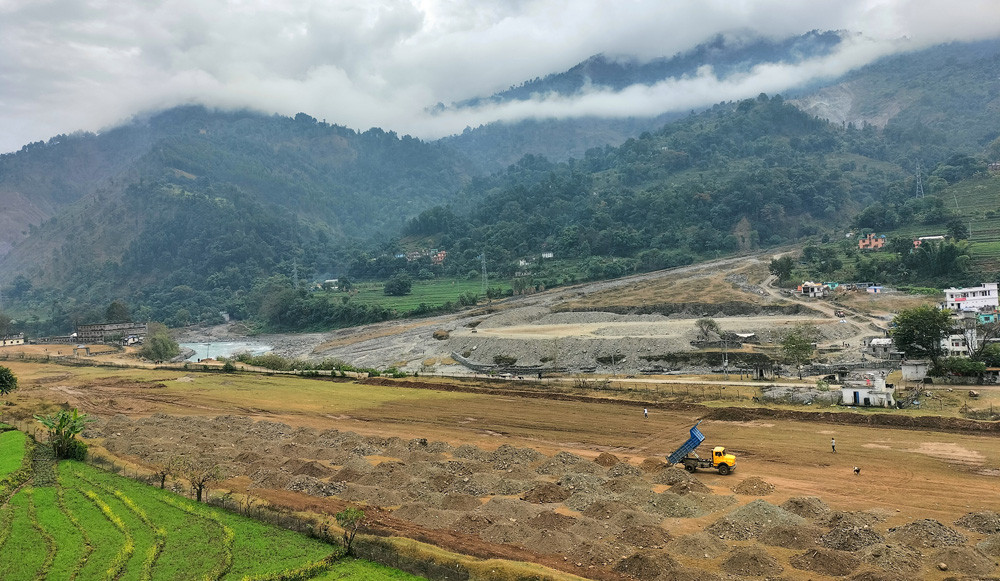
831 438 836 453
644 408 648 419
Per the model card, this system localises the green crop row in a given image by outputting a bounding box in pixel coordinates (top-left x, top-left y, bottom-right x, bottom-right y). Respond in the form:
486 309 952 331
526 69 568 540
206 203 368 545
0 431 33 504
0 435 422 581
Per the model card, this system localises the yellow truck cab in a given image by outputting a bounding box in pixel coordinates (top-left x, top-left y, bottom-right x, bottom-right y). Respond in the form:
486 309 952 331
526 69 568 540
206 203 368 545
711 446 737 475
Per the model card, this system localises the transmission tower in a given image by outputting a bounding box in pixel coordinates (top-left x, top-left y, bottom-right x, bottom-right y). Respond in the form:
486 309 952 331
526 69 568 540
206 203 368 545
914 163 924 198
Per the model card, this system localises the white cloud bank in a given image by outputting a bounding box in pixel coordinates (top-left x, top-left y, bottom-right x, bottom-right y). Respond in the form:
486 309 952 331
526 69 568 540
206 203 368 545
1 0 999 152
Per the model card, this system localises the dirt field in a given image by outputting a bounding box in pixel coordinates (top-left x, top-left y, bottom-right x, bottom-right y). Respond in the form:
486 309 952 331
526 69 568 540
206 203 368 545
5 360 1000 581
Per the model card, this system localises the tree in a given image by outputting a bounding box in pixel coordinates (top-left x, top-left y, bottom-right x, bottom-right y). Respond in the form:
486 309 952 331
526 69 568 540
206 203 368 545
34 408 94 459
177 457 222 502
139 322 180 361
891 305 953 364
105 300 132 323
695 318 721 341
383 273 412 296
768 256 794 283
0 366 17 397
781 324 818 378
335 506 364 555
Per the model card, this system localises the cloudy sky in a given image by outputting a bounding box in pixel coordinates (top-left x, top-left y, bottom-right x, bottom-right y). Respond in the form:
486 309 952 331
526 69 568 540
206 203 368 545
2 0 1000 153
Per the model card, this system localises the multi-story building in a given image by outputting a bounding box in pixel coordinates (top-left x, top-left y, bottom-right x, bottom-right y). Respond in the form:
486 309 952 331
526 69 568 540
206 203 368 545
944 283 999 312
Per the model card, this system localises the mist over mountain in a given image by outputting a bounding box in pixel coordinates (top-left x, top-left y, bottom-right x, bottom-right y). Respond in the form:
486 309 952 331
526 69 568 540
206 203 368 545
1 35 999 334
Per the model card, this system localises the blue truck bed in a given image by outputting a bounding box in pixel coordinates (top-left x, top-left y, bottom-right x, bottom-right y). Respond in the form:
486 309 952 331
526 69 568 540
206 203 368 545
668 421 705 464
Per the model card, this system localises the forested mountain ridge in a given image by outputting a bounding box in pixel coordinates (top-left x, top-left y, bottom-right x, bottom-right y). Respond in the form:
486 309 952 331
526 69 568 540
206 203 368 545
2 37 1000 335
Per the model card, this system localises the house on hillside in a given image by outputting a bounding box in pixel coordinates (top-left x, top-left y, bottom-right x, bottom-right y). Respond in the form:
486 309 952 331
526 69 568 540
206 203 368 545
75 323 148 344
913 235 946 248
797 281 828 298
902 360 930 381
858 233 886 250
0 333 24 346
864 337 897 359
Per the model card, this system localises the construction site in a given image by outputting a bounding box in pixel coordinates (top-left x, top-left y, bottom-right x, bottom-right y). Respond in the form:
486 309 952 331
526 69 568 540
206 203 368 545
4 253 1000 580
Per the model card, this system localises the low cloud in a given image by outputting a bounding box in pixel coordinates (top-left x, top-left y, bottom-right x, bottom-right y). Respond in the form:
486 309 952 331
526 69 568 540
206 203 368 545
1 0 999 152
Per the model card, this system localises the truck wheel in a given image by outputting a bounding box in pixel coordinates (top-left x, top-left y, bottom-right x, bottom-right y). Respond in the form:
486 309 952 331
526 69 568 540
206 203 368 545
717 464 730 475
684 463 696 473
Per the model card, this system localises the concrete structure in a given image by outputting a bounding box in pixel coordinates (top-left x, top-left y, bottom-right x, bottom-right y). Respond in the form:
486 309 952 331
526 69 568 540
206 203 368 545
75 322 148 344
901 360 930 381
797 281 828 298
0 333 24 346
945 283 999 312
859 233 886 250
865 337 895 359
913 235 946 248
840 373 895 407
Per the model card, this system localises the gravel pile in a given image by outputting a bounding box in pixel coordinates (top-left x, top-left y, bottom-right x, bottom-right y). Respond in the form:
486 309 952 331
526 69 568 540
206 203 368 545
614 551 681 579
439 493 482 511
758 523 823 549
780 496 831 519
522 482 571 504
847 572 908 581
619 525 671 548
525 511 576 531
858 543 922 574
607 462 643 478
887 519 968 548
731 476 775 495
639 458 666 473
821 525 885 551
720 546 783 577
706 499 805 540
670 479 711 495
594 452 620 467
821 510 883 529
646 491 704 518
978 534 1000 557
956 511 1000 534
284 475 345 497
557 472 607 494
667 532 729 559
929 546 997 576
488 444 542 469
789 548 860 576
652 467 695 486
536 452 603 476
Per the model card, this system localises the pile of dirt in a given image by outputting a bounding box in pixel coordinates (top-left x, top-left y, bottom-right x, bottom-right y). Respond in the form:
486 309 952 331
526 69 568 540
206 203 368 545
284 475 344 497
731 476 775 495
706 499 805 540
780 496 831 519
582 499 631 520
525 511 577 531
614 551 681 579
758 523 824 549
594 452 620 467
619 525 671 548
522 482 571 504
536 452 603 476
646 491 704 518
887 519 968 548
956 511 1000 534
557 473 606 494
669 479 711 495
858 543 923 575
978 534 1000 557
666 532 729 559
607 462 643 478
488 444 542 469
821 525 885 551
720 546 782 577
639 457 666 473
847 572 908 581
439 493 482 511
929 546 997 576
789 548 860 576
652 467 694 486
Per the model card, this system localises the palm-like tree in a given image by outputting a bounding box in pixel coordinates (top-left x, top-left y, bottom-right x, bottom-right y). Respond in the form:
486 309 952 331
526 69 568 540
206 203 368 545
34 409 94 459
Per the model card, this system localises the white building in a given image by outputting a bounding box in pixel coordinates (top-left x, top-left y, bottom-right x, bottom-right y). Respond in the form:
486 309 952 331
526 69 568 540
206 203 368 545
945 283 999 311
840 373 895 407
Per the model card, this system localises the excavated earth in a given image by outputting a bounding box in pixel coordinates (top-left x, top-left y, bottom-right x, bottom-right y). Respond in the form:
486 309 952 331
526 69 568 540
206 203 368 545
90 414 1000 581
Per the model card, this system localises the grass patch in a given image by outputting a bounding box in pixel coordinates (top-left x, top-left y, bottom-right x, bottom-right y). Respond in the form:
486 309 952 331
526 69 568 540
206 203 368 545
343 278 507 311
0 488 48 580
311 557 426 580
0 430 27 478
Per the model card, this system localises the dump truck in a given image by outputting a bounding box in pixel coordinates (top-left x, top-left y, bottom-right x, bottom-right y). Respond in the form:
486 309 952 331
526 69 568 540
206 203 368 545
666 420 736 475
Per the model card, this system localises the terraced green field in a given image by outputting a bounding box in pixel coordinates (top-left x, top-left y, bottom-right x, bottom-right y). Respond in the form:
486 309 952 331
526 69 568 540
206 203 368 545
345 278 502 311
0 433 424 580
